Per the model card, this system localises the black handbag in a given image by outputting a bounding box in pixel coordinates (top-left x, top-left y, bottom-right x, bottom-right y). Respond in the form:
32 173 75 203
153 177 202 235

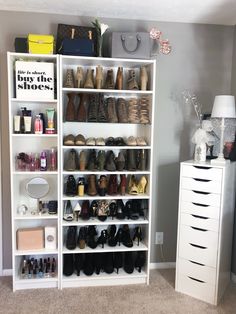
56 23 97 56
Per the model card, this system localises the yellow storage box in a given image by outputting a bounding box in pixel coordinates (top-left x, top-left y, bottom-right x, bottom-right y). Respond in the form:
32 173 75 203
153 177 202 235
28 34 54 54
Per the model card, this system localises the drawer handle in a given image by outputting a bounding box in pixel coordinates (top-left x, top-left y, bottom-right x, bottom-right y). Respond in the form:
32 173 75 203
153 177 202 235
192 190 210 195
192 202 209 207
191 226 207 232
193 166 212 170
191 214 209 220
188 276 205 283
189 260 205 266
189 243 207 249
193 178 211 182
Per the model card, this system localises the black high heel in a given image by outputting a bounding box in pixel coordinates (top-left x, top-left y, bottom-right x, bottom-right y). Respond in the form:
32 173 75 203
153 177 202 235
74 253 84 276
135 251 146 272
94 253 103 275
133 226 142 246
97 229 108 248
103 252 114 274
109 200 117 220
113 252 123 274
66 226 77 250
63 254 74 276
115 227 123 246
83 253 95 276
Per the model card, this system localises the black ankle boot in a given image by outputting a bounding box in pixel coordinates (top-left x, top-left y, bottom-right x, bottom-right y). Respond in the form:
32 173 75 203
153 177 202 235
109 200 117 219
94 253 104 275
66 226 77 250
122 224 133 247
83 254 95 276
103 253 114 274
114 252 123 274
87 149 97 171
116 199 125 219
135 251 146 272
127 149 136 171
97 229 108 248
105 150 116 171
74 253 84 276
87 226 97 249
124 251 134 274
115 227 123 246
107 225 117 247
63 254 74 276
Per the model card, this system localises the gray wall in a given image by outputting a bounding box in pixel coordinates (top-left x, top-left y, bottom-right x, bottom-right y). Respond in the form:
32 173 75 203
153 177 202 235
0 11 234 269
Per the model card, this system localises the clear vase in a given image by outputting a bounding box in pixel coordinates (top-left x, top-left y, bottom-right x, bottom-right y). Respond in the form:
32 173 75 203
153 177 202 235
194 142 206 162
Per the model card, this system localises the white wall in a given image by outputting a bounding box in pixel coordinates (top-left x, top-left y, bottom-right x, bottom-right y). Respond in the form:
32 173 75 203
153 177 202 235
0 10 234 269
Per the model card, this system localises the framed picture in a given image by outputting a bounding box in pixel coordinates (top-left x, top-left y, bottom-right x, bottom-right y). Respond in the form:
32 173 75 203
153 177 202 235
15 61 54 100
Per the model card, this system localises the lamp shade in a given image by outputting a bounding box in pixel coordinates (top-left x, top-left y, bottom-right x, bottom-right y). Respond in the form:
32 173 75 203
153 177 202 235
211 95 236 118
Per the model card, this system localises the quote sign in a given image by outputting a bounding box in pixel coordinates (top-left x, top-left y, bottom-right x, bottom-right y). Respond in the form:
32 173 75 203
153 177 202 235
15 61 54 100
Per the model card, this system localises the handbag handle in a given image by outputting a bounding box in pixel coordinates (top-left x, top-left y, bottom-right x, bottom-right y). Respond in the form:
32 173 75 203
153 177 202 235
121 34 141 54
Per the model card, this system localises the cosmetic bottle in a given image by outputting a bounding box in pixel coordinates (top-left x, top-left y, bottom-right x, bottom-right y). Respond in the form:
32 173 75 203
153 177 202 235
24 110 32 134
77 177 85 196
29 153 35 171
34 153 40 171
14 115 21 133
39 113 45 134
34 115 43 134
49 148 57 171
40 151 47 171
20 107 27 133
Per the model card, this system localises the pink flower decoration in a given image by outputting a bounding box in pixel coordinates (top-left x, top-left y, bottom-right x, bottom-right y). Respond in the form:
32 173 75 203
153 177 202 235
150 28 162 40
160 39 172 55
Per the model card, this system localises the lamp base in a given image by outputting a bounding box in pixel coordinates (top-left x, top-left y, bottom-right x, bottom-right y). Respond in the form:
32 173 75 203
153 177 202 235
211 157 230 165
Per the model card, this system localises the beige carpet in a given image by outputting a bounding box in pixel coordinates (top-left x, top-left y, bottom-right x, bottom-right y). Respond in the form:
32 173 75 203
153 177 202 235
0 269 236 314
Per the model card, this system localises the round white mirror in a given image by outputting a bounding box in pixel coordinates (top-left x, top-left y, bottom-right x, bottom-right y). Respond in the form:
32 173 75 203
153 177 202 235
26 177 49 199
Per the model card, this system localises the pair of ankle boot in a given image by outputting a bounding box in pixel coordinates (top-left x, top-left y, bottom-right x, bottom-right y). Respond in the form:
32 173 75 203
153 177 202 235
88 93 107 122
107 97 128 123
65 93 88 122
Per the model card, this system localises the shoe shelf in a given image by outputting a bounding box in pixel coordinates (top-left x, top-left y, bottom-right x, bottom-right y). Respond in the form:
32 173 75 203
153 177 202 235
62 217 149 226
62 87 153 95
63 171 151 175
62 194 150 200
63 145 151 150
62 242 148 254
62 269 147 288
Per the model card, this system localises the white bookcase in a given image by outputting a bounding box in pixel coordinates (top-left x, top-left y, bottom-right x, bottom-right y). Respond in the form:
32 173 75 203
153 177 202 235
8 53 156 290
7 52 60 291
59 56 156 288
175 160 236 305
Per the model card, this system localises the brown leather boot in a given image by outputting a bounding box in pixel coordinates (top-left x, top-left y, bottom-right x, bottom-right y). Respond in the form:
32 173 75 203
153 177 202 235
77 93 87 122
87 174 97 196
105 69 115 89
84 69 94 89
76 67 84 88
66 93 76 121
64 69 75 88
119 174 127 195
127 70 138 90
95 65 103 89
115 67 123 90
108 175 118 195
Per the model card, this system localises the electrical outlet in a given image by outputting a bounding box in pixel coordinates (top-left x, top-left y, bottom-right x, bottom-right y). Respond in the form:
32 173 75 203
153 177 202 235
155 232 164 245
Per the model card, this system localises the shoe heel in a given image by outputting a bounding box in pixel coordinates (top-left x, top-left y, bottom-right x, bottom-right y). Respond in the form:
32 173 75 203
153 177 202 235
96 79 103 89
141 80 147 91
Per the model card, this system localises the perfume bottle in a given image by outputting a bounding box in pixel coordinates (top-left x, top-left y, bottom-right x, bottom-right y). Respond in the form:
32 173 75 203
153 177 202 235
49 148 57 171
34 115 43 134
40 151 47 171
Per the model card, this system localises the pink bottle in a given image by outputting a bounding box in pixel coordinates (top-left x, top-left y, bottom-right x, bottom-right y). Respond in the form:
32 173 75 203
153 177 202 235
34 115 43 134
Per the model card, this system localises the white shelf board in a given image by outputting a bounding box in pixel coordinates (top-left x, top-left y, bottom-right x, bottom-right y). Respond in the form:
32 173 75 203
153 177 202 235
62 216 149 226
63 269 147 281
62 194 150 200
15 249 58 256
62 145 151 150
63 171 151 175
62 88 153 95
14 276 58 290
15 276 58 283
63 121 151 126
14 214 58 220
12 134 58 138
11 98 58 103
13 171 58 175
62 242 148 254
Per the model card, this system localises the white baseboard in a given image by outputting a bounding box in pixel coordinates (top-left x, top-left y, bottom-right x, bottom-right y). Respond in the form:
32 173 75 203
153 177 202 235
2 269 12 276
150 262 176 269
231 272 236 283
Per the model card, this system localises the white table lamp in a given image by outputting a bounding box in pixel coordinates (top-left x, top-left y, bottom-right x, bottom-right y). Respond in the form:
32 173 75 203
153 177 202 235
211 95 236 164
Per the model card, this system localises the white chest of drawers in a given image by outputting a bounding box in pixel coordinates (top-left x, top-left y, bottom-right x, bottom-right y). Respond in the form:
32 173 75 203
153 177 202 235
175 160 236 305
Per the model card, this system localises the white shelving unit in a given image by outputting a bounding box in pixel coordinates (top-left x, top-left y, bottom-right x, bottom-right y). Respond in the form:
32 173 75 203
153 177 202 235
59 55 156 288
8 53 156 290
7 52 60 291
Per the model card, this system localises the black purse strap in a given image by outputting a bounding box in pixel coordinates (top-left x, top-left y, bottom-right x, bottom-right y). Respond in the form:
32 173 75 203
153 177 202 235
121 34 141 54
